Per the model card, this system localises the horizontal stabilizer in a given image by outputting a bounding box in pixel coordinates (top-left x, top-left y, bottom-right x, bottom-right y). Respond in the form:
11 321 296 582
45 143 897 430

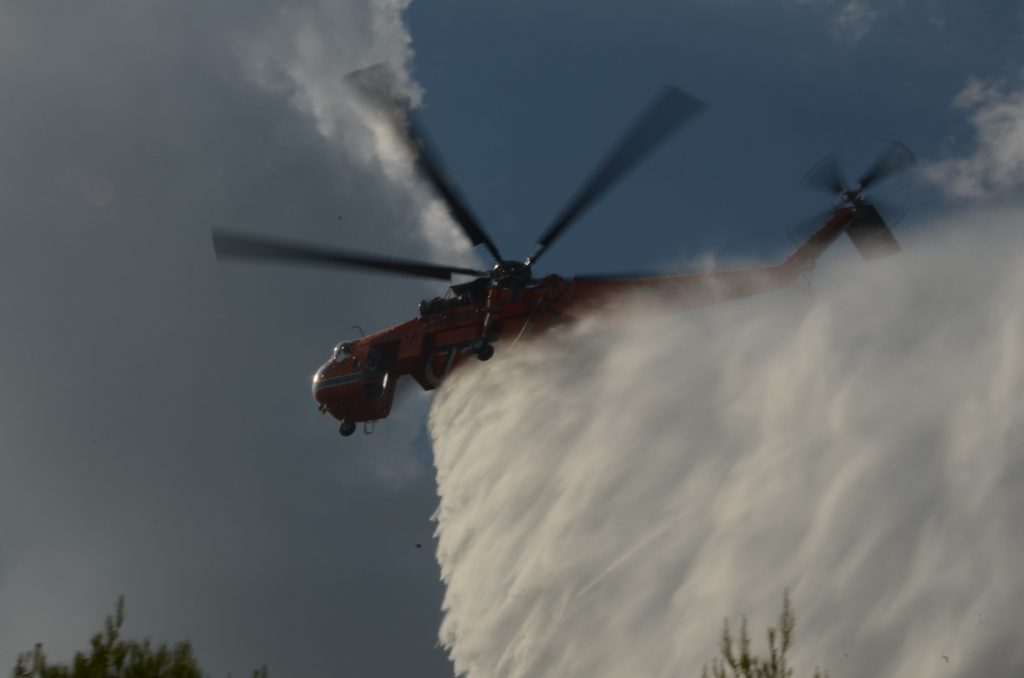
847 205 901 260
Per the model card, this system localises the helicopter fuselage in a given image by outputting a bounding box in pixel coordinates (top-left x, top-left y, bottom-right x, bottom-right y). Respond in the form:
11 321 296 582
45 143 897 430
211 70 914 439
309 205 859 436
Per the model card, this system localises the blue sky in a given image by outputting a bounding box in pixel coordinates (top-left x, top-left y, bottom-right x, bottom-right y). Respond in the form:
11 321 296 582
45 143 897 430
406 0 1023 272
1 1 1022 676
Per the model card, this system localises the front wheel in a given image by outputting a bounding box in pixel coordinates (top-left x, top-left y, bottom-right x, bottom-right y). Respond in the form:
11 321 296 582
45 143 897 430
339 420 357 437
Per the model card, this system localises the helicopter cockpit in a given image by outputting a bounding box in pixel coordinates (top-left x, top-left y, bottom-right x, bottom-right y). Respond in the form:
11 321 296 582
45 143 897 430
332 341 355 362
312 340 357 400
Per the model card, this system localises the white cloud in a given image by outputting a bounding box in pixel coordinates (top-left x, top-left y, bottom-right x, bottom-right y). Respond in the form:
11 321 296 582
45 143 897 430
789 0 883 42
922 77 1024 199
834 0 880 41
430 211 1024 677
240 0 475 261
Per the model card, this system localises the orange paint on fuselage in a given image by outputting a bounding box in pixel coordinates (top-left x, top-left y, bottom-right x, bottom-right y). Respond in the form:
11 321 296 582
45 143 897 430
313 207 858 431
312 275 572 426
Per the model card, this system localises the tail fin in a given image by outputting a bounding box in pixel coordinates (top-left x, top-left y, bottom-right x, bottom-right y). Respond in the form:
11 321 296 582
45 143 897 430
847 205 901 260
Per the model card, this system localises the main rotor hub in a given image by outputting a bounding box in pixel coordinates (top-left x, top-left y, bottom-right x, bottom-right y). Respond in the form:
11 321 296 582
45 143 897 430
490 260 532 289
840 187 865 206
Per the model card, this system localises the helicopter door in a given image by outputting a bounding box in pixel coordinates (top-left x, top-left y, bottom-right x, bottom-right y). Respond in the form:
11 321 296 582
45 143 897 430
361 344 394 400
365 345 381 371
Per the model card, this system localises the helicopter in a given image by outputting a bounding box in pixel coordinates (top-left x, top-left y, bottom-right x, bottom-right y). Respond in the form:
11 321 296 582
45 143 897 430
213 66 915 437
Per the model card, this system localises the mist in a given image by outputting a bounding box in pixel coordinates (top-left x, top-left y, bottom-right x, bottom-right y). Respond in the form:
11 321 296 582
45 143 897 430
429 209 1024 677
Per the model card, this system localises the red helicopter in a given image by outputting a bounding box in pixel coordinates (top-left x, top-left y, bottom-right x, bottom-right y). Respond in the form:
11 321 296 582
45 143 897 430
213 69 915 437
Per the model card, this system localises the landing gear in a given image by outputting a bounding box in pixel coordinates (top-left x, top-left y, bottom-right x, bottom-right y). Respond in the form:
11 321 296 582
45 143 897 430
471 339 494 361
339 420 356 437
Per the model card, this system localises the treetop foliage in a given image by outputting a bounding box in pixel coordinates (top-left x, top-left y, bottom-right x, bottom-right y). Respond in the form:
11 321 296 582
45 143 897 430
11 597 266 678
702 590 828 678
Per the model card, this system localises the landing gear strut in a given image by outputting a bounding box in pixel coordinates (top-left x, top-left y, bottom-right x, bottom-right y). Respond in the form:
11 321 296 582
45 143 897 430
471 338 494 361
339 420 356 437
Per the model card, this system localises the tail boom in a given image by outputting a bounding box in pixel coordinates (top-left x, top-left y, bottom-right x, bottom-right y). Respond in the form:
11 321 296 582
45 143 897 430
562 204 896 314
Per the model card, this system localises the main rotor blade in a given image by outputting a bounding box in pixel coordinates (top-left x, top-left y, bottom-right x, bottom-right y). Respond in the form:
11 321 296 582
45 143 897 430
802 152 847 195
346 65 504 263
406 113 505 262
212 231 485 281
528 86 706 265
857 142 916 190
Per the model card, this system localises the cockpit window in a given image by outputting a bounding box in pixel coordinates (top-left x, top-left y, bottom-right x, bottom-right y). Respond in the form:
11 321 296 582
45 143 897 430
333 341 355 362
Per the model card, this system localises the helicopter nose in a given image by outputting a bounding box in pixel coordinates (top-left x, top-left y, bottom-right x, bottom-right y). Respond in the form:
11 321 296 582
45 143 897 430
312 361 331 400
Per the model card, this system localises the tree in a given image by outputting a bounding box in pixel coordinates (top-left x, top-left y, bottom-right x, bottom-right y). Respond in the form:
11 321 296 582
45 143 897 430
702 591 827 678
11 597 266 678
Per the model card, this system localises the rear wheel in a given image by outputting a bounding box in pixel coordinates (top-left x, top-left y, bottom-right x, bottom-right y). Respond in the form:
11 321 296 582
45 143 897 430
475 342 494 361
339 420 356 437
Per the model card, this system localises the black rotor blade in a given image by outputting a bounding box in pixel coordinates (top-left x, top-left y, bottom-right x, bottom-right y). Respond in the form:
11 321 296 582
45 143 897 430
802 152 847 195
528 86 706 265
866 196 908 227
406 113 505 261
346 65 504 263
857 142 916 190
212 231 485 281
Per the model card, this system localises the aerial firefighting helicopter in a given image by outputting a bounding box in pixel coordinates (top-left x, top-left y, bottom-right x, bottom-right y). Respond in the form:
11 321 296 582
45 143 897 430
213 66 915 437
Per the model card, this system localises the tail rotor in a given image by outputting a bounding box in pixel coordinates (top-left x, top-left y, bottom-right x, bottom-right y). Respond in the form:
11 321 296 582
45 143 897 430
795 142 916 259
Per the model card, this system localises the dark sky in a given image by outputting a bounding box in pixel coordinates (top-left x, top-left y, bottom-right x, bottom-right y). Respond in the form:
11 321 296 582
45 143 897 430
1 1 1022 676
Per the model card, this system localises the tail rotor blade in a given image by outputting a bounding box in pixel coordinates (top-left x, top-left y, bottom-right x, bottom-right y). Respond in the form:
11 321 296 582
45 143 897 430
528 86 706 265
802 152 847 195
867 196 908 227
857 141 916 190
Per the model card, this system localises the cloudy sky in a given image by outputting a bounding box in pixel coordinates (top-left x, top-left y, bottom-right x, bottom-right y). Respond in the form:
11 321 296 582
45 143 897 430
2 1 1023 676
